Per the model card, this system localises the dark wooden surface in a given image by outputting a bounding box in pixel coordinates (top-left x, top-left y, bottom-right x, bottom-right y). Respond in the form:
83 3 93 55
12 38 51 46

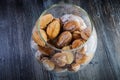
0 0 120 80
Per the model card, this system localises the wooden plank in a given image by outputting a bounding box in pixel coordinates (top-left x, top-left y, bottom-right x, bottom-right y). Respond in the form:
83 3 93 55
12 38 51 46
0 0 120 80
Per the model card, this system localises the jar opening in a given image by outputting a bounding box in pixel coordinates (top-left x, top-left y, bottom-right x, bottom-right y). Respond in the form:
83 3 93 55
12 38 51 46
37 3 94 52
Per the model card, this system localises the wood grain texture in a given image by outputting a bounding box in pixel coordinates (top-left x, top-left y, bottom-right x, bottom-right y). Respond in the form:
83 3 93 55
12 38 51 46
0 0 120 80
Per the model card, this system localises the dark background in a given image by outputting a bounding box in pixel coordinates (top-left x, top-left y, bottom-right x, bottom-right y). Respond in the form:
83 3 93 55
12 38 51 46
0 0 120 80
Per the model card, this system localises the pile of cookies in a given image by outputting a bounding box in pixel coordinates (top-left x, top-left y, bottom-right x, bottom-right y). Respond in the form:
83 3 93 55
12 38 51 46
32 14 91 72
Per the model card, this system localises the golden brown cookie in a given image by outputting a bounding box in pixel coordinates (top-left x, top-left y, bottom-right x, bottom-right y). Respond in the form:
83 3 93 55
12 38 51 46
52 53 67 67
68 63 80 72
64 52 74 64
72 31 81 40
38 46 55 56
47 19 60 39
39 14 53 29
81 27 91 40
32 29 47 47
56 31 72 48
41 57 55 71
72 39 83 49
63 20 80 32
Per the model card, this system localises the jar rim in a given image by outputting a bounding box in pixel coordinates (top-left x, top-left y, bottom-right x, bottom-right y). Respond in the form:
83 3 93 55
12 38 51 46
37 3 94 52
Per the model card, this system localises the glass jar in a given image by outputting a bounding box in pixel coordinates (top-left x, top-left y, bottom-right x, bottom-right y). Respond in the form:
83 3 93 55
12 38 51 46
31 3 97 73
